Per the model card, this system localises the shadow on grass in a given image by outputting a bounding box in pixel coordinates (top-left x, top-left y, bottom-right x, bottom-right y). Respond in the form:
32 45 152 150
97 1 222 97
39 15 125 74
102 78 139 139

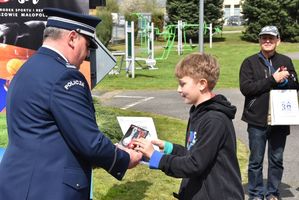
101 180 152 200
243 180 295 198
204 37 226 42
128 74 157 78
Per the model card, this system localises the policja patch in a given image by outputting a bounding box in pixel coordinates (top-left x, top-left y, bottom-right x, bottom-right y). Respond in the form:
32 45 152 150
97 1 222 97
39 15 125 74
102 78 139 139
64 80 85 90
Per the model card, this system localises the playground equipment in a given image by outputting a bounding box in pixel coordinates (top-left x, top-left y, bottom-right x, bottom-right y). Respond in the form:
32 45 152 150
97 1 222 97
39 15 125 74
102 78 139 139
155 21 222 60
133 12 151 48
177 21 222 54
125 21 157 78
154 25 177 60
206 23 222 48
125 21 135 78
133 12 156 66
114 14 222 78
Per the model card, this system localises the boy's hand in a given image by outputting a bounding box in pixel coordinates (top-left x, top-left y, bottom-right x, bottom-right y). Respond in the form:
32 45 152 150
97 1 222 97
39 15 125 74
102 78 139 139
133 138 155 159
151 139 165 152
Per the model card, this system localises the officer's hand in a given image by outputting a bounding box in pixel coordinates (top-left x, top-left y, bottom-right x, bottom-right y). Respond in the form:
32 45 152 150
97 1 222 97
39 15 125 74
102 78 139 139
116 144 142 169
126 148 142 169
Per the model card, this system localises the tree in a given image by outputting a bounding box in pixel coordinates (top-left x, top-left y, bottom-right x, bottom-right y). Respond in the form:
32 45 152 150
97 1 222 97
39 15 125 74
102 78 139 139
166 0 224 38
105 0 119 12
119 0 165 42
241 0 299 42
94 0 119 46
119 0 163 13
279 0 299 42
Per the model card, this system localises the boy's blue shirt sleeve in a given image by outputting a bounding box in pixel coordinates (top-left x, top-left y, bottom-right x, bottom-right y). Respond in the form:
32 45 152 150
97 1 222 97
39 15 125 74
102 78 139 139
149 150 164 169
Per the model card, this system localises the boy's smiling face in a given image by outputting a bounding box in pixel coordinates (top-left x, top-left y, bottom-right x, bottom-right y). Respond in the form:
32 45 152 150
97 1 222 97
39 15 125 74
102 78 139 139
177 76 203 106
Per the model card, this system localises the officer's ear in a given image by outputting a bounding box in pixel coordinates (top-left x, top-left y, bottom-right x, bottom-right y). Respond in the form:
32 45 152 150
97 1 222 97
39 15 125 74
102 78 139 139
67 30 78 48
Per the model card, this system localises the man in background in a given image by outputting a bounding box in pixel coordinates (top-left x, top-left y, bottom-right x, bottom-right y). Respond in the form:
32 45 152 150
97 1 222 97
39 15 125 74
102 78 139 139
239 26 299 200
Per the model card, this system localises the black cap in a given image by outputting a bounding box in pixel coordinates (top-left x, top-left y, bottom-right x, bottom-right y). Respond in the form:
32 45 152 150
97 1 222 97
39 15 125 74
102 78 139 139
43 8 101 49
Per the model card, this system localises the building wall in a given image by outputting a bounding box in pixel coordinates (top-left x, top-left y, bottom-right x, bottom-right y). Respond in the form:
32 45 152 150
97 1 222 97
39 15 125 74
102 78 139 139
223 0 242 18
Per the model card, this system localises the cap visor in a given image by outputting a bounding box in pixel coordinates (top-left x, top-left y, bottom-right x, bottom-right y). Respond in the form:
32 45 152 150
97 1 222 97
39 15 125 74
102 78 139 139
89 38 98 49
259 32 277 37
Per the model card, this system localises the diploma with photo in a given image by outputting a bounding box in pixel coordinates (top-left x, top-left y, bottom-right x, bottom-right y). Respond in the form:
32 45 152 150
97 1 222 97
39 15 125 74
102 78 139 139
119 124 149 149
117 117 158 164
117 116 158 142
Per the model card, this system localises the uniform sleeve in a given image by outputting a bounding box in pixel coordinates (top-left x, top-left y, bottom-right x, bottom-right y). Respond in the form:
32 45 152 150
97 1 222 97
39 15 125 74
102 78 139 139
49 69 129 180
158 117 226 178
239 57 276 97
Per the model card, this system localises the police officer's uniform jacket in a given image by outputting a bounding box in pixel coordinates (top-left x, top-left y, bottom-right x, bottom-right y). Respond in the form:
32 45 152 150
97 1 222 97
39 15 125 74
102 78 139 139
0 46 130 200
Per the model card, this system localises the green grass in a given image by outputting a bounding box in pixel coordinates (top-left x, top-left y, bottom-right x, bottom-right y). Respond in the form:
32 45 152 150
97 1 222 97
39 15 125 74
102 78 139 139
0 104 248 200
97 32 299 90
222 25 245 31
0 114 8 147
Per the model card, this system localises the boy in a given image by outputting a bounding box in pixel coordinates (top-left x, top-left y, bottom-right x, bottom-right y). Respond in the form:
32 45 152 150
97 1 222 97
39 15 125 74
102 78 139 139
134 52 244 199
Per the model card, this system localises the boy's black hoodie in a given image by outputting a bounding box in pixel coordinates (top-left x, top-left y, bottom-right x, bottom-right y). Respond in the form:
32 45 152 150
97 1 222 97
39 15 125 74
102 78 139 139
159 94 244 200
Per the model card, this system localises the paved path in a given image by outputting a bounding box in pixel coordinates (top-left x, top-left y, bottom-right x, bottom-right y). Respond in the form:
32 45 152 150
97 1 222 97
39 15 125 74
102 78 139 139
93 89 299 200
286 52 299 60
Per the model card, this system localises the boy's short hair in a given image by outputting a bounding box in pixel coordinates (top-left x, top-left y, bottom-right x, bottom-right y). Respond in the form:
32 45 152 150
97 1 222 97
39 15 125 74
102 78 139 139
175 52 220 90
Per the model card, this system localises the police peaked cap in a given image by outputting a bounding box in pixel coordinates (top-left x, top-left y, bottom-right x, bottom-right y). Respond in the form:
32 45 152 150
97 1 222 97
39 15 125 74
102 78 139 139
43 8 101 49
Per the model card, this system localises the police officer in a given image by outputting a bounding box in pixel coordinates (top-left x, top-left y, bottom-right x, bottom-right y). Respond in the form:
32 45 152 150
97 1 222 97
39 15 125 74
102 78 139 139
0 8 142 200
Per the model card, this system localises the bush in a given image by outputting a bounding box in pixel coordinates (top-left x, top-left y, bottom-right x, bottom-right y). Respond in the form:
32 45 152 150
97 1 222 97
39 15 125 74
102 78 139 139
152 12 164 33
95 9 113 47
124 13 139 39
282 24 299 42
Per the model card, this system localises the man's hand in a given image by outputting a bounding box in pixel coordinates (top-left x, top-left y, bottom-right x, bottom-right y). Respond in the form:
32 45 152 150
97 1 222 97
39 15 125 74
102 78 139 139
273 67 289 83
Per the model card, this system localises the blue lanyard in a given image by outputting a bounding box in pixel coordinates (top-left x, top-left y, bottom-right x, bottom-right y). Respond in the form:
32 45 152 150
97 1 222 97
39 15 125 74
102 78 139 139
258 52 276 74
258 52 289 87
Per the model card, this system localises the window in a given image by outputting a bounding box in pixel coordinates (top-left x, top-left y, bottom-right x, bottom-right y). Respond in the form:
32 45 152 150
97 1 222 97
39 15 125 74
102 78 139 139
224 5 231 18
234 4 240 16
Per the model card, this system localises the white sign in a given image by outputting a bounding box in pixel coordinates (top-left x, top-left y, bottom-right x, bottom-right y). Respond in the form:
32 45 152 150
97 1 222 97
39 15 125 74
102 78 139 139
90 37 117 89
269 90 299 125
